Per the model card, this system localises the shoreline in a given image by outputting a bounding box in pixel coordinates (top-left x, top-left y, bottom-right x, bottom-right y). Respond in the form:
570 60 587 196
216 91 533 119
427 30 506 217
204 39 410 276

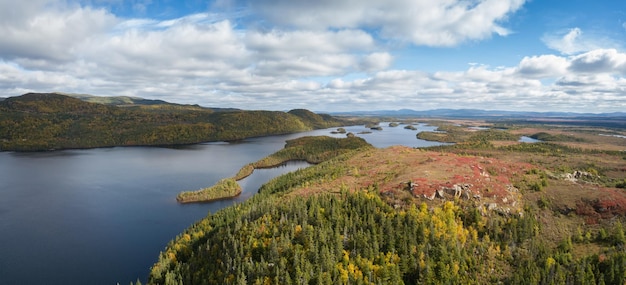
1 123 366 153
174 136 372 204
177 159 314 204
176 189 243 204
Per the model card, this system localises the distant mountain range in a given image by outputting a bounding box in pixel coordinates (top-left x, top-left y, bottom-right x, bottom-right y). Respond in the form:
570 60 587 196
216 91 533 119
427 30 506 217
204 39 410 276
329 108 626 118
4 93 625 119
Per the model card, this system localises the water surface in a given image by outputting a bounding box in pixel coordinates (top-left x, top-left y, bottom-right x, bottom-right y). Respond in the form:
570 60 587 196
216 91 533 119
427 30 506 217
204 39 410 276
0 124 439 284
519 136 542 143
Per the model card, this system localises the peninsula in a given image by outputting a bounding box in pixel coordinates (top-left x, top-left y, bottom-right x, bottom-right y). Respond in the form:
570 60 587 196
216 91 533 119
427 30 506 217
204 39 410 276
176 136 373 203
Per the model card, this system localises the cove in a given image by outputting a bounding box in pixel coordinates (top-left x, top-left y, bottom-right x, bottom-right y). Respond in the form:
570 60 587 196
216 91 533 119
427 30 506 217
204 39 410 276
0 123 440 284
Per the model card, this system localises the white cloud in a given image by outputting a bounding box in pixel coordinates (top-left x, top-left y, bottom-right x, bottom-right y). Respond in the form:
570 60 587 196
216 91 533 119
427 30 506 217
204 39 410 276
517 55 569 78
0 1 625 113
254 54 357 78
131 0 153 14
0 0 117 63
246 29 372 58
310 49 626 112
242 29 379 77
82 19 251 81
568 49 626 74
543 28 586 54
543 27 622 55
252 0 526 46
359 52 393 72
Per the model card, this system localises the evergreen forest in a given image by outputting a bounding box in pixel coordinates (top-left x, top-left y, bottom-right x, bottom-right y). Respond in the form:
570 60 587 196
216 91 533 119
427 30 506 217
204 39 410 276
148 131 626 285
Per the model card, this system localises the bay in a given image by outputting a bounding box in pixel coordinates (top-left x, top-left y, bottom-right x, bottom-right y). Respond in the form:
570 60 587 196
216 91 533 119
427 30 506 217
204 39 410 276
0 123 439 284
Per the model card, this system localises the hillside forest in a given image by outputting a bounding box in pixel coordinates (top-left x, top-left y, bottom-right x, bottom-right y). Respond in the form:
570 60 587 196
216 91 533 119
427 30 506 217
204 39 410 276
0 93 352 151
148 121 626 285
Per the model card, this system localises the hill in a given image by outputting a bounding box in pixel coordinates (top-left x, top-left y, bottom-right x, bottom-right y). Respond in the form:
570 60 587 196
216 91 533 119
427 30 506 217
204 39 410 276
0 93 349 151
287 109 343 129
60 92 173 106
148 127 626 284
59 92 244 112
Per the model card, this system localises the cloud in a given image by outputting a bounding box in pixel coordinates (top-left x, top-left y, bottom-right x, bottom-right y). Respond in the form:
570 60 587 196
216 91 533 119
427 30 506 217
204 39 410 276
0 2 386 105
254 54 357 78
0 1 625 113
359 52 393 72
543 27 622 55
313 49 626 112
243 29 376 77
517 55 569 78
568 49 626 74
542 28 588 54
84 19 251 79
245 29 374 59
131 0 153 14
515 49 626 77
0 0 117 63
252 0 526 46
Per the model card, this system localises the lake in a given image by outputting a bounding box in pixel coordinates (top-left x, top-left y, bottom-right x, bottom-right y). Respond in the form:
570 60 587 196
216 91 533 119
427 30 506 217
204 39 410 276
0 123 440 285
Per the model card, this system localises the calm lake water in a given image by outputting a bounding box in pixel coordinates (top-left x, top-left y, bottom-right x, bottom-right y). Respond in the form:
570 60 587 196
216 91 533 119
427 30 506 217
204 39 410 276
0 123 440 285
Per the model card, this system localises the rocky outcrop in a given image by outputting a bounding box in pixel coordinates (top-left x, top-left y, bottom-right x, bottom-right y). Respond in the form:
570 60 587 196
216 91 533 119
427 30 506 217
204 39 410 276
404 179 521 215
407 182 474 201
563 170 596 183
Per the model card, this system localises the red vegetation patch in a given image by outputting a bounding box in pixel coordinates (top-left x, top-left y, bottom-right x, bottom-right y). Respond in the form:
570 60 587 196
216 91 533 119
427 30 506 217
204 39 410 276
576 187 626 223
297 146 532 210
408 155 530 206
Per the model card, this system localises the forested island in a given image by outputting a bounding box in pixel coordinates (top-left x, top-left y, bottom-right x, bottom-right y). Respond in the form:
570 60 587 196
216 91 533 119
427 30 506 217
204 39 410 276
148 122 626 284
0 93 355 151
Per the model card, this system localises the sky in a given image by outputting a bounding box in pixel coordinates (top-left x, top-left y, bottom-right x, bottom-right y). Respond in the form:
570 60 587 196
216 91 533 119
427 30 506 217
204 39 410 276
0 0 625 112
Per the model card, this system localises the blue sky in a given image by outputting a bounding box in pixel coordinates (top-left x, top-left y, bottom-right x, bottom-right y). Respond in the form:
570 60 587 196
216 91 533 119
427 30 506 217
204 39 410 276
0 0 625 112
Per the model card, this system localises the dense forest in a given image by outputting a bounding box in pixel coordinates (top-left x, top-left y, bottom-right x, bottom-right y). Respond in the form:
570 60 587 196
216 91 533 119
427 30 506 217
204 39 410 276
152 191 626 284
148 131 626 285
0 93 351 151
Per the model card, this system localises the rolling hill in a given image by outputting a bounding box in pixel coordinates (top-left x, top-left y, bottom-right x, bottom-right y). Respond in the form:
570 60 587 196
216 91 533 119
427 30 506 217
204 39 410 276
0 93 349 151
